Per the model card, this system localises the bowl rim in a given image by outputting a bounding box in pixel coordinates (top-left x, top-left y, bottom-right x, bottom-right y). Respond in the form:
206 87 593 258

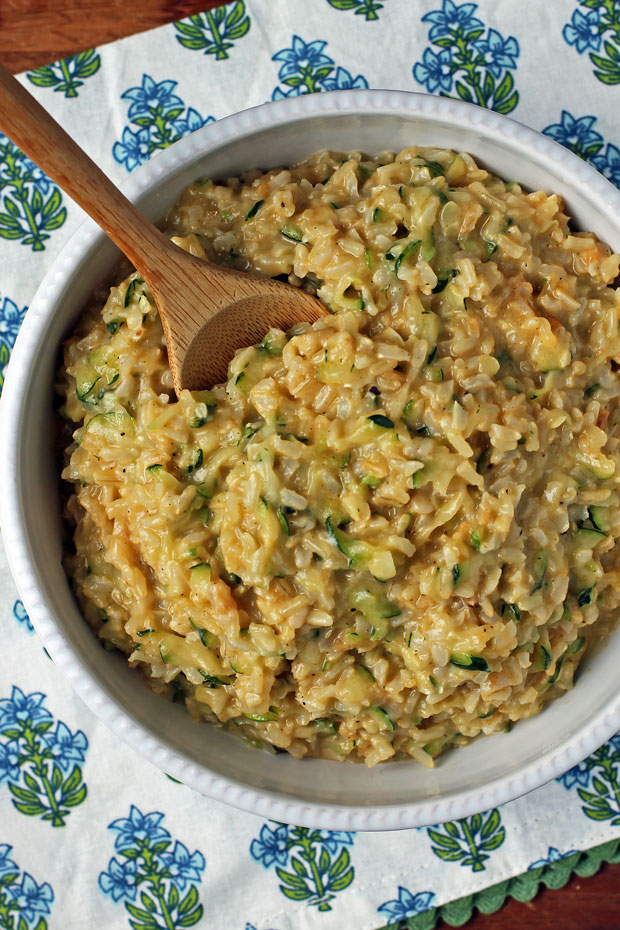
3 87 620 831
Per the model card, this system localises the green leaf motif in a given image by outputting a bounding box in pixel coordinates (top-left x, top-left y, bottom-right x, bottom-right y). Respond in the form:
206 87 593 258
141 893 157 913
494 92 519 115
276 867 308 889
483 70 494 99
592 64 620 84
433 847 467 863
61 764 82 796
428 809 505 871
567 743 620 824
5 197 20 218
604 39 620 62
0 139 68 249
27 49 100 98
427 828 461 851
35 720 53 734
63 783 88 808
329 847 351 877
151 840 171 854
565 1 620 84
481 808 500 838
455 80 473 101
329 868 355 892
480 830 506 852
253 823 356 910
74 49 102 79
178 886 199 915
174 2 251 58
413 10 520 113
8 783 40 803
327 0 387 20
291 856 308 877
125 902 157 923
99 805 205 929
493 71 514 103
582 805 617 821
23 771 40 793
27 66 60 88
280 885 313 901
13 800 47 817
177 906 204 928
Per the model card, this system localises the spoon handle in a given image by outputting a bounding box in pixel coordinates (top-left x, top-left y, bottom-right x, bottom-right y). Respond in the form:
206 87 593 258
0 62 168 273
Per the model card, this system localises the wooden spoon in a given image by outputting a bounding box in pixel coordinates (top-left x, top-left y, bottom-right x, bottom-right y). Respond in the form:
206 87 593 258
0 63 326 391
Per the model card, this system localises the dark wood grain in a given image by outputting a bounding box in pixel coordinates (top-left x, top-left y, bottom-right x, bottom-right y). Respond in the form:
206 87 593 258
0 0 222 73
2 1 620 927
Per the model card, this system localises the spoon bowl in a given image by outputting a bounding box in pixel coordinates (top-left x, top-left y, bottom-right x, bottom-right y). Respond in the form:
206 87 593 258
146 237 326 389
0 63 326 392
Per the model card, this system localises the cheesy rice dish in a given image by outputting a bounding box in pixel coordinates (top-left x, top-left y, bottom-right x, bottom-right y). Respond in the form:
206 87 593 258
58 146 620 767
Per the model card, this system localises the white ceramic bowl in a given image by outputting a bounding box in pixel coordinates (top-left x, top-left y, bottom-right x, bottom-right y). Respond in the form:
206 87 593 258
3 89 620 832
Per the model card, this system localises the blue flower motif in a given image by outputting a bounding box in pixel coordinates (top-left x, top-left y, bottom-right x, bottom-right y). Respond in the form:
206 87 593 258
563 8 602 54
323 66 369 91
543 111 604 156
12 600 34 633
272 36 333 81
0 687 88 827
109 804 170 850
112 127 151 173
529 846 578 870
377 887 436 922
20 157 52 196
121 74 184 120
160 840 206 890
413 47 453 94
0 297 27 350
171 107 214 137
422 0 483 40
98 857 138 902
250 823 355 911
0 844 17 875
556 757 592 789
475 28 520 78
43 721 88 772
0 136 66 251
0 739 21 783
113 74 214 173
250 823 289 868
12 600 34 632
270 34 368 101
10 872 54 923
593 142 620 189
100 807 206 926
0 137 51 196
272 87 298 101
0 686 51 733
318 830 355 853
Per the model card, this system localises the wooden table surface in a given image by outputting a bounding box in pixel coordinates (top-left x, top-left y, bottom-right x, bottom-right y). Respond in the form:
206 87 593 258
2 1 620 927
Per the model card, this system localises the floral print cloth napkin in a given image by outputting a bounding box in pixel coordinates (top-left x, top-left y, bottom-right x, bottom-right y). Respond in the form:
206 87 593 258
2 1 620 928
